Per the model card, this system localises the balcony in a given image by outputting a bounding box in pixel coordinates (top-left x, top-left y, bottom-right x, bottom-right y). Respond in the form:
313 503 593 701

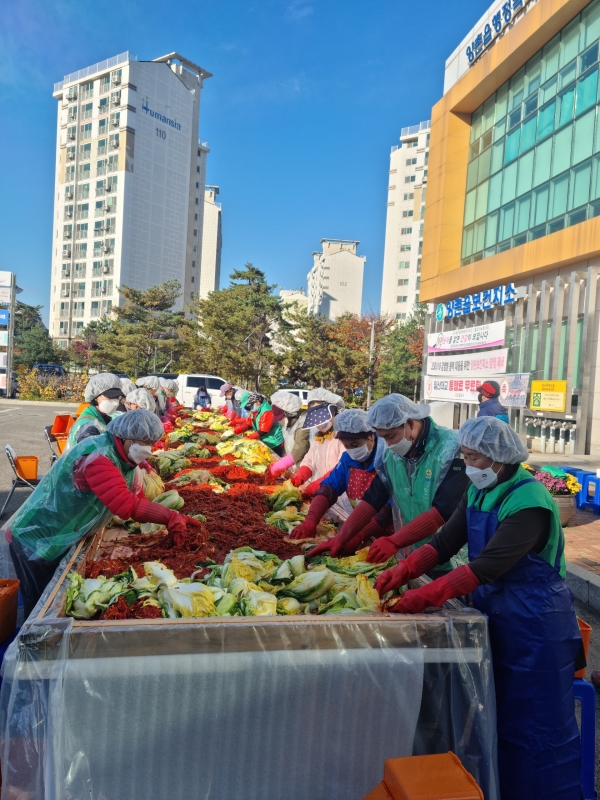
93 227 105 237
79 150 91 161
77 187 90 200
97 145 107 156
107 162 117 173
97 166 107 177
76 230 88 240
76 211 88 220
55 52 136 93
400 120 430 137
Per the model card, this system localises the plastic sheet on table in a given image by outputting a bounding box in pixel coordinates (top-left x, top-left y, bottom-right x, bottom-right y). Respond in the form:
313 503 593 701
0 545 499 800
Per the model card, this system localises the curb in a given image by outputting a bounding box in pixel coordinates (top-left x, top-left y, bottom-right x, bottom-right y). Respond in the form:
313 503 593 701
566 560 600 611
0 399 79 409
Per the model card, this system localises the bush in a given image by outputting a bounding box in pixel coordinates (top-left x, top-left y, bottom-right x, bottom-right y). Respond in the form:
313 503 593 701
16 367 88 402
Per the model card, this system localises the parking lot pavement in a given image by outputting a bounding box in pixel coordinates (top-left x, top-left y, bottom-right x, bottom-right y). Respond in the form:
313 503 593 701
0 402 75 520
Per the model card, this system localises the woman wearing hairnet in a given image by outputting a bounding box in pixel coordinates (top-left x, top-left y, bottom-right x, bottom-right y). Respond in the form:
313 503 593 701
268 391 310 477
230 392 285 456
376 416 582 800
292 410 392 541
218 383 241 420
288 389 350 518
313 393 469 563
6 410 202 617
66 373 126 451
125 388 156 412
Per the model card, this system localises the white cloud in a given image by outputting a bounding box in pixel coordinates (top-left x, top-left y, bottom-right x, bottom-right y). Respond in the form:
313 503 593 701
286 1 313 21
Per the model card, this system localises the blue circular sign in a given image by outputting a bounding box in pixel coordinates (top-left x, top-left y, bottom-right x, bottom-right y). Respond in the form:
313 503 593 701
436 303 445 322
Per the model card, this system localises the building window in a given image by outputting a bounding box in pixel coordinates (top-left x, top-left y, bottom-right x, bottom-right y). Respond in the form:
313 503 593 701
78 163 90 180
73 301 85 317
403 192 414 200
109 133 119 150
76 223 88 239
80 123 92 140
63 224 72 240
110 112 120 128
97 139 107 156
76 203 89 220
59 302 70 318
66 146 76 161
398 279 409 286
406 158 417 166
98 118 108 137
97 159 107 177
100 75 111 94
107 155 118 173
98 97 109 115
75 263 86 278
93 259 113 276
101 299 112 314
64 205 74 220
400 244 411 252
396 313 407 320
401 227 413 235
405 176 416 183
78 183 89 199
397 295 408 303
79 143 91 160
399 261 410 268
197 166 200 173
65 185 74 201
463 6 600 265
406 140 418 148
91 301 100 318
72 321 85 335
81 102 93 120
402 210 413 217
82 81 94 100
195 198 199 205
75 242 87 257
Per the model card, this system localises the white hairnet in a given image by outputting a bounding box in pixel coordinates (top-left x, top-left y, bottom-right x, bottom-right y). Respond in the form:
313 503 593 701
168 379 180 394
126 388 156 412
107 409 164 443
140 375 161 391
366 394 430 429
120 378 136 396
159 378 171 389
270 390 302 415
307 388 345 410
135 376 147 387
334 409 373 435
459 417 528 464
84 373 123 403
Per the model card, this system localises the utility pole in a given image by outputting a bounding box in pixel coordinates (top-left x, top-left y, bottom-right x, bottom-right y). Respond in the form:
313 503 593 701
6 273 16 399
366 320 375 409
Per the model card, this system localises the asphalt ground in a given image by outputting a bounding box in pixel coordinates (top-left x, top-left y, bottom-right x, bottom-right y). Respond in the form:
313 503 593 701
0 402 72 520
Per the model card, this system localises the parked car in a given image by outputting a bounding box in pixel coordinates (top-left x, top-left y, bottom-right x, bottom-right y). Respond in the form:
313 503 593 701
33 363 65 376
285 388 309 406
176 374 227 408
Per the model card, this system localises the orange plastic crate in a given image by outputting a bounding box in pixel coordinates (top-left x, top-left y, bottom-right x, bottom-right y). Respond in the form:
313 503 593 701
383 753 483 800
15 455 38 481
363 783 394 800
576 617 592 679
51 414 75 435
0 580 19 643
54 434 68 455
75 402 89 417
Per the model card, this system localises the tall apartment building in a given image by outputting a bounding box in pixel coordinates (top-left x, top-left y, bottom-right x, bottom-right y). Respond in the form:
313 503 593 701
380 121 430 320
198 185 222 298
50 51 212 345
306 239 365 320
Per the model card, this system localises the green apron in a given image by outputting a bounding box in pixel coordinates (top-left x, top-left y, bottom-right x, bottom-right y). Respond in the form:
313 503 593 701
66 404 107 451
10 432 135 562
467 465 565 576
381 419 467 572
253 401 284 449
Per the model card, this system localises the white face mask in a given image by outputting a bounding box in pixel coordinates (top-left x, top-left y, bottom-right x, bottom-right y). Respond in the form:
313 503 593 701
386 424 412 456
346 444 372 462
98 398 120 415
316 421 333 433
466 464 499 489
128 443 154 464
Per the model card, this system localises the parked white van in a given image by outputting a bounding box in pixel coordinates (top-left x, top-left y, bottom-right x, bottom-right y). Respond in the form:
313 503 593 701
176 374 228 408
285 388 309 405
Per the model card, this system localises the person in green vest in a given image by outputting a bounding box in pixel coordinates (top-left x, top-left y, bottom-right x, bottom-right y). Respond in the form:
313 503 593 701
232 392 285 456
66 373 125 452
310 394 469 570
376 416 582 800
6 410 201 617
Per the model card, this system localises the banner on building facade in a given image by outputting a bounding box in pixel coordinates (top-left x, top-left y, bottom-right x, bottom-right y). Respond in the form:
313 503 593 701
424 373 530 407
531 380 567 413
427 321 506 353
427 347 508 377
0 354 7 369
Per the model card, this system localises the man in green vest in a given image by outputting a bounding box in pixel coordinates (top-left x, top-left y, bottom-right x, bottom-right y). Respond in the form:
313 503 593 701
232 392 285 456
66 373 126 451
311 394 469 571
7 410 201 617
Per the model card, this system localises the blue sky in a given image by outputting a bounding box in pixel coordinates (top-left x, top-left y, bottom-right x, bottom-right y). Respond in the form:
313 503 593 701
0 0 491 323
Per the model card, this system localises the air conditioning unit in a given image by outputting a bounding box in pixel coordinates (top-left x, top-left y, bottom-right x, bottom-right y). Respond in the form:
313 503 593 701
68 113 77 121
67 90 77 101
102 246 110 254
104 182 113 192
65 211 72 218
111 94 121 105
66 152 75 160
67 131 75 140
111 139 119 148
65 192 73 200
100 289 107 295
102 266 111 274
63 250 71 258
64 231 72 239
111 119 119 127
61 289 69 297
112 75 121 85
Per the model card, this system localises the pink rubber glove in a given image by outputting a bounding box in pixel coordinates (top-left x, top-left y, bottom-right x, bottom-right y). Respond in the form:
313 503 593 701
270 453 295 478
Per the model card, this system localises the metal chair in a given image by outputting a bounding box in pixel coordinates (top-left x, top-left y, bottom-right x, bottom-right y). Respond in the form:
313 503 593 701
43 426 59 466
0 446 43 520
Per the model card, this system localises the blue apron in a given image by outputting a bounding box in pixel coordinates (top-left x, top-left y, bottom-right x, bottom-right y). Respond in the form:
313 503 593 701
467 479 581 800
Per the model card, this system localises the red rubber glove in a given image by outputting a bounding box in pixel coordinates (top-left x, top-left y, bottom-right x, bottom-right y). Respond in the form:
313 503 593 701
245 431 260 440
291 465 313 487
138 460 156 474
303 478 324 498
311 500 377 558
387 564 480 614
234 420 252 435
374 543 440 596
368 507 444 564
291 494 331 539
340 512 394 556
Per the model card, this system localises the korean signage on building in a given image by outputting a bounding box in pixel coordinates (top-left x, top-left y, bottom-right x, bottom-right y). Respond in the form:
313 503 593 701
466 0 533 66
428 320 506 353
424 373 530 407
0 273 11 305
531 380 567 413
437 283 516 321
0 311 9 326
427 348 508 378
